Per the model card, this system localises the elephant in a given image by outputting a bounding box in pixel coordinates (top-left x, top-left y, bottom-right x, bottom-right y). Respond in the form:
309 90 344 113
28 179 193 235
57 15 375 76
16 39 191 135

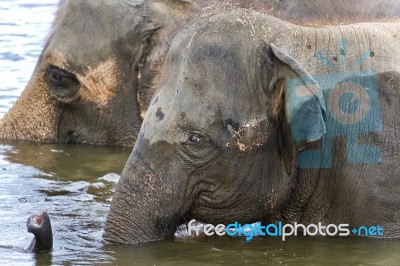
27 211 53 252
271 0 400 23
0 0 199 146
103 8 400 244
1 0 398 146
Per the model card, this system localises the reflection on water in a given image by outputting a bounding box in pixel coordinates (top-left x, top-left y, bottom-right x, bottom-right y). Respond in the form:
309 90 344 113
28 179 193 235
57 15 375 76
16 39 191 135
107 236 400 265
0 142 130 265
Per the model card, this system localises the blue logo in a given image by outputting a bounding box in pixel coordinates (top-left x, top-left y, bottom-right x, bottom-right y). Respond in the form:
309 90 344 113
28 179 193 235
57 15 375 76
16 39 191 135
287 39 382 168
352 225 384 236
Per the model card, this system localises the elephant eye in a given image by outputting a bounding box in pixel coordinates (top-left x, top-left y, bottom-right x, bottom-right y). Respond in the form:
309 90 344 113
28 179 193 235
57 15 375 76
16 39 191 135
50 69 63 83
45 65 80 102
185 134 200 145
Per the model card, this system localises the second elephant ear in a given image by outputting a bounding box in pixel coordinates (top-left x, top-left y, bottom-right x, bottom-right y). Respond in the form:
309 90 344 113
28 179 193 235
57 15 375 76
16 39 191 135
268 43 327 143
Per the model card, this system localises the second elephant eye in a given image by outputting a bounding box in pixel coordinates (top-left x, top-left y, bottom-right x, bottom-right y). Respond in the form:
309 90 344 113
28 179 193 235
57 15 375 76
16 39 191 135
45 65 80 102
185 134 200 145
50 71 63 84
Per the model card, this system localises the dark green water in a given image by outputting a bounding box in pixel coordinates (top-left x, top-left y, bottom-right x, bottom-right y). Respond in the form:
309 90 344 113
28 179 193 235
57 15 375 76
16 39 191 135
0 141 399 265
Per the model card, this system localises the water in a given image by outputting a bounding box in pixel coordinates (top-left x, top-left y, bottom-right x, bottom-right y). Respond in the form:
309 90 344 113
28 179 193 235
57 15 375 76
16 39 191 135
0 1 399 265
0 0 56 117
0 142 130 265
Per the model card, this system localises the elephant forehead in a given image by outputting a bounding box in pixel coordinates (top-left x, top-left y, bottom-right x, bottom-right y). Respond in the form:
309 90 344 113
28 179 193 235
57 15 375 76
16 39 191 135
42 49 69 70
141 97 218 144
48 0 146 65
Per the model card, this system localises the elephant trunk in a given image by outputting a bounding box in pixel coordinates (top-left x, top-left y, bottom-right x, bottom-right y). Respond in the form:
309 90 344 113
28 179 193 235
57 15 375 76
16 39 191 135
0 69 58 142
103 150 181 245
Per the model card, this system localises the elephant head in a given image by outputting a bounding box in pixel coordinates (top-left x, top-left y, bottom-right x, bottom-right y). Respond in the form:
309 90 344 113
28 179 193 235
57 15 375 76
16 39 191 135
0 0 197 146
104 7 400 243
103 10 327 244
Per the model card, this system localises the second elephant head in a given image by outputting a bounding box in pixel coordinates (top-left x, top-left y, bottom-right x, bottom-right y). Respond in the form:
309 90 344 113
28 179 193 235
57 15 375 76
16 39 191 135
0 0 197 146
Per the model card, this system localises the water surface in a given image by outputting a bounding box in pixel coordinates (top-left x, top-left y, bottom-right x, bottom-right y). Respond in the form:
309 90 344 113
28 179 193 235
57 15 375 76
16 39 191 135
0 0 56 117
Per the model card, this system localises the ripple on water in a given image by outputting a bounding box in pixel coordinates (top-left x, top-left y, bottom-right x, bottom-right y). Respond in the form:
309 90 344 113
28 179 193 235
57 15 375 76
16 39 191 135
0 141 129 264
0 0 56 118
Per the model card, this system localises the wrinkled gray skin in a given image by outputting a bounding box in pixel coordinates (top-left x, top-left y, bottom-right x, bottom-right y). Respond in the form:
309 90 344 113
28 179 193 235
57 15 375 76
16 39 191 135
272 0 400 22
27 211 53 252
104 9 400 244
0 0 197 146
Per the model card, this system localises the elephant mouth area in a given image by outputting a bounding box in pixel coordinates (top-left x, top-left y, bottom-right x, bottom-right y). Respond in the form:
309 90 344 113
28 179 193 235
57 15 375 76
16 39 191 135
57 129 77 143
56 110 76 143
174 223 193 237
65 130 78 143
60 130 87 144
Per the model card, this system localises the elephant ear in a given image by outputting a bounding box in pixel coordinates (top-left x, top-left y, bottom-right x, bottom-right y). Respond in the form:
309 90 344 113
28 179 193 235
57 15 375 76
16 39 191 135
136 0 200 119
268 43 327 143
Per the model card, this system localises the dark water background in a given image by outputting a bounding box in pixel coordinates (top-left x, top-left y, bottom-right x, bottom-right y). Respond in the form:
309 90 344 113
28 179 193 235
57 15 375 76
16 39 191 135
0 1 399 265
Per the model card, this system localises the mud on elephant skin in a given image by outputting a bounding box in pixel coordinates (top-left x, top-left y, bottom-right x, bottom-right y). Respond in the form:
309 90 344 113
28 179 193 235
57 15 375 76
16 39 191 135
0 0 198 146
104 8 400 244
